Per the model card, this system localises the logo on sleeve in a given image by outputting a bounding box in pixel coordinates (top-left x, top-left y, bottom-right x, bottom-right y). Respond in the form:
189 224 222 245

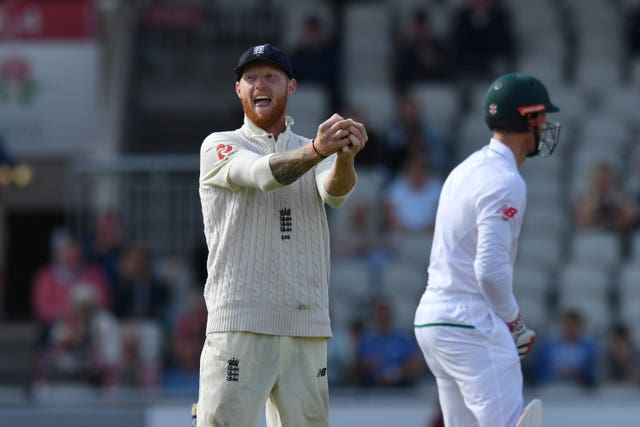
496 204 518 221
216 144 234 160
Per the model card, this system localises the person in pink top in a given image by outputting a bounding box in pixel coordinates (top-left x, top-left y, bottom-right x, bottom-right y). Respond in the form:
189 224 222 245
31 228 112 325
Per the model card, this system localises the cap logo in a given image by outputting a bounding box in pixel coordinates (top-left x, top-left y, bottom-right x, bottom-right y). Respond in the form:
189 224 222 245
494 83 503 90
253 44 267 55
489 103 498 115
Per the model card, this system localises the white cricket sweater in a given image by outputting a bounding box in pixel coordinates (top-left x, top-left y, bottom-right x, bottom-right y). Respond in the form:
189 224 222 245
199 116 350 338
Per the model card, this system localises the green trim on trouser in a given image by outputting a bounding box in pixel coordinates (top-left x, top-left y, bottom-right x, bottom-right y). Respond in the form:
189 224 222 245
414 323 475 329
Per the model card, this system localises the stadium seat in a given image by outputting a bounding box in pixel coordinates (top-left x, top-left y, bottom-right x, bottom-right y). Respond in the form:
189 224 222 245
513 264 552 331
389 293 420 332
617 263 640 342
410 82 463 133
455 111 492 162
379 260 427 301
549 86 591 128
344 84 395 135
598 86 640 128
523 175 564 205
393 232 433 270
569 150 625 200
617 262 640 305
513 264 551 299
517 296 552 333
575 60 623 99
516 235 564 272
278 0 333 49
556 262 613 333
287 83 330 139
577 116 633 154
570 230 622 270
629 231 640 264
521 147 565 178
330 260 372 302
343 2 392 90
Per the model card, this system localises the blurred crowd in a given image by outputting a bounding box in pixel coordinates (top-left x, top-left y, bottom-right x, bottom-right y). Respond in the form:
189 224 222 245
2 0 640 400
27 209 206 398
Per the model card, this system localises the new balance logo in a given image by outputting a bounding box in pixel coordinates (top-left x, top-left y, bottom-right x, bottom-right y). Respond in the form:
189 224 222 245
496 204 518 221
253 45 267 55
226 358 239 382
316 367 327 378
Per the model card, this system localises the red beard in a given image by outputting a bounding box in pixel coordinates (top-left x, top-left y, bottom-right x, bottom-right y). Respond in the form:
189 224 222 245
241 92 288 130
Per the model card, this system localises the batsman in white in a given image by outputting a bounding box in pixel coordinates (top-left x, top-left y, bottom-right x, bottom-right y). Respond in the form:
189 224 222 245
195 43 367 427
414 73 561 427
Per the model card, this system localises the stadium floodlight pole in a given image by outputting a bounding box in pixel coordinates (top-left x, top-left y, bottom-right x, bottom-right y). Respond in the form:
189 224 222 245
515 399 543 427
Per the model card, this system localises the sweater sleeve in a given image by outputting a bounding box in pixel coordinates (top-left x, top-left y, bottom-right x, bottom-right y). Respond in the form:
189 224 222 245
314 154 354 208
200 133 283 192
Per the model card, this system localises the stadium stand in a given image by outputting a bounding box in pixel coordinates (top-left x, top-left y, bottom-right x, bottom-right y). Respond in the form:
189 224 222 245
2 1 640 424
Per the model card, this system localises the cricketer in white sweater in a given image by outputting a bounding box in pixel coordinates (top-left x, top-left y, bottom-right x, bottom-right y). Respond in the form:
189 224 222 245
199 115 352 338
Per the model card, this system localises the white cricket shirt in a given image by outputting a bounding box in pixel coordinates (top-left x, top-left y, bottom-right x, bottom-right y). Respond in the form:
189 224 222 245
423 138 525 323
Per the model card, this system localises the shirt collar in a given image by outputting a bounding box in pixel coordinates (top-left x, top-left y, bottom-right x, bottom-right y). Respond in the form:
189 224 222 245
242 115 294 137
241 115 295 151
488 138 517 169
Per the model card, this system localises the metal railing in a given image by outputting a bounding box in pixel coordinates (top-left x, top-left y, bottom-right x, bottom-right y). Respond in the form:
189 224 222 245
70 154 203 257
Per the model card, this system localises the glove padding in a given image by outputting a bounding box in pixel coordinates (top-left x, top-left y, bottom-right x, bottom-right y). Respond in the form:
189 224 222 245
507 314 536 360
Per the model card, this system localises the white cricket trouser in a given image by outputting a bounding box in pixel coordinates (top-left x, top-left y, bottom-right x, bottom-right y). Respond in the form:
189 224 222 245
414 291 523 427
197 332 329 427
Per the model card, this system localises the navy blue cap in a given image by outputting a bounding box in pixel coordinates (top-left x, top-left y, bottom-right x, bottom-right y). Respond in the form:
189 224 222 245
234 43 294 81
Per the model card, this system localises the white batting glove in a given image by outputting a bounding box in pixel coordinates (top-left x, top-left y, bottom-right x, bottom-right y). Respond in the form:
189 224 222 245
507 314 536 360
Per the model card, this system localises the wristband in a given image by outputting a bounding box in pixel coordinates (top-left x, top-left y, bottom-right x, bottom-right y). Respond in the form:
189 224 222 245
312 139 327 159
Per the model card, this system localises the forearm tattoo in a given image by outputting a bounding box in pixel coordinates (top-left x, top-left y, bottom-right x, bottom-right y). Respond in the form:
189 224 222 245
269 148 318 186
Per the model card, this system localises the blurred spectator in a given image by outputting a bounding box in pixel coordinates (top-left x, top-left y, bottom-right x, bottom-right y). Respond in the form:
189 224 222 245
31 228 112 327
382 154 443 235
626 5 640 57
0 133 16 191
331 201 390 263
327 317 364 387
191 238 209 291
83 208 128 293
116 321 161 389
385 93 449 178
574 161 635 233
624 155 640 229
113 242 169 385
604 323 640 386
354 298 426 387
450 0 516 80
393 9 451 89
535 309 599 389
114 242 169 323
157 254 198 324
163 294 207 396
35 285 120 386
0 134 14 167
289 13 341 110
344 105 388 171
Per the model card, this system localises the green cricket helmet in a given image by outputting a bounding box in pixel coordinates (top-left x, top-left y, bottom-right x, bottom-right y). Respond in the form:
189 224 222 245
484 73 561 157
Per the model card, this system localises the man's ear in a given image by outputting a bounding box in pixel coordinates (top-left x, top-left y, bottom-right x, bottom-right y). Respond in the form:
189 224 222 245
288 78 297 97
